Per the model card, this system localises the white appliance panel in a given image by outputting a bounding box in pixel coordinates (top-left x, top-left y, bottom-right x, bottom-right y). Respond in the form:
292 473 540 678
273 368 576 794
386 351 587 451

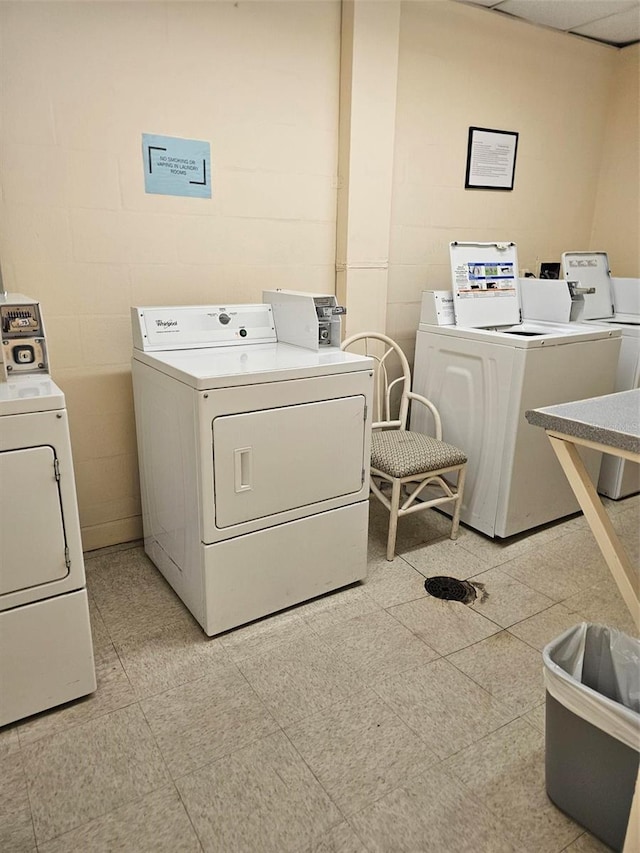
0 408 86 611
0 446 68 594
417 319 613 347
561 251 613 320
0 363 95 724
0 377 65 415
139 389 187 571
133 342 369 390
450 241 520 328
213 396 365 528
202 501 368 635
597 331 640 498
558 266 640 498
0 589 96 727
599 450 640 499
412 331 514 536
518 278 572 323
612 278 640 317
131 303 276 351
198 371 372 545
132 335 373 635
413 326 621 537
495 341 617 537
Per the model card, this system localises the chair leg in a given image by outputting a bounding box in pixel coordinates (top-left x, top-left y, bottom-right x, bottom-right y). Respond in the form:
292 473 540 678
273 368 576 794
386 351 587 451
386 479 402 561
450 465 467 540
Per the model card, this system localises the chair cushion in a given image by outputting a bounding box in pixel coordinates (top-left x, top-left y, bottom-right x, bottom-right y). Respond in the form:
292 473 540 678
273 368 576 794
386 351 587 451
371 430 467 479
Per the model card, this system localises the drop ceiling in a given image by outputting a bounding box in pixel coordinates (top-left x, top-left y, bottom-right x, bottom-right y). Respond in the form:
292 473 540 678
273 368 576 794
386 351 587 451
456 0 640 46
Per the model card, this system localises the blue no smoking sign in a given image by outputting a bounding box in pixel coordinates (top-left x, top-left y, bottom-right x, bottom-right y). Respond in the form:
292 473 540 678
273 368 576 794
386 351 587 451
142 133 211 198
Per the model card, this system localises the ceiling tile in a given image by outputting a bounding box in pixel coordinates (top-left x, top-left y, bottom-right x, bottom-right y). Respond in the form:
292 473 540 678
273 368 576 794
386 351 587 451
495 0 637 31
571 6 640 42
457 0 640 45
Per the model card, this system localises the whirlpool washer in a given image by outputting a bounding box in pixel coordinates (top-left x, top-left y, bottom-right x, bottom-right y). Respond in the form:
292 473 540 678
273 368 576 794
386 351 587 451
131 303 373 636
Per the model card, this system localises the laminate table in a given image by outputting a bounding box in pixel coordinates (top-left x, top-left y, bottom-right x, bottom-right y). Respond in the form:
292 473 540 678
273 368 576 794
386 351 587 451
526 388 639 853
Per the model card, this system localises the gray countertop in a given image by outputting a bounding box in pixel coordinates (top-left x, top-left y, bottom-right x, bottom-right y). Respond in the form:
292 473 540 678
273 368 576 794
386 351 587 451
525 389 640 455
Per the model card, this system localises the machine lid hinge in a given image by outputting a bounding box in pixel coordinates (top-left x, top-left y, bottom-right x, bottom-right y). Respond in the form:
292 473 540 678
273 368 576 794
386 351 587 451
518 307 522 323
364 403 368 422
64 546 71 569
362 467 366 486
54 458 61 481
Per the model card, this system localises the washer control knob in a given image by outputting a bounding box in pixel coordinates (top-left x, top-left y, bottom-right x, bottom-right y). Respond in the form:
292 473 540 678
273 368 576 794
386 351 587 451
218 313 231 325
239 328 247 338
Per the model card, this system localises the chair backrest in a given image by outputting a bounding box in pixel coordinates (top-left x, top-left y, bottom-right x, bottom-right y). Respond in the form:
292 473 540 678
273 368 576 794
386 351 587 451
341 332 411 430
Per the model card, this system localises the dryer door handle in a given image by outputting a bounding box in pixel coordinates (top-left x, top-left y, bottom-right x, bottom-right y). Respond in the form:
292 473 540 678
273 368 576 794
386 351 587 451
234 447 253 493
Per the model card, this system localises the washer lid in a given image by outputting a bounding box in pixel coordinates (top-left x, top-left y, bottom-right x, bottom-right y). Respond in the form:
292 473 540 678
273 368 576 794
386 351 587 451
418 319 620 347
561 251 614 320
0 377 65 415
611 278 640 318
133 341 373 389
450 241 520 328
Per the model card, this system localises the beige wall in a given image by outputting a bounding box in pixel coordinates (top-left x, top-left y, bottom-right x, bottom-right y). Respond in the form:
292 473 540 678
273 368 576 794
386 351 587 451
0 1 341 550
590 43 640 275
1 0 637 550
387 0 626 359
336 0 400 338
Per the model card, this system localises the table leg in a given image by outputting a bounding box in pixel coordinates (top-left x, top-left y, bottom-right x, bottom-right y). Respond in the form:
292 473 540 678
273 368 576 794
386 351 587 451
624 772 639 853
547 436 639 852
547 435 639 633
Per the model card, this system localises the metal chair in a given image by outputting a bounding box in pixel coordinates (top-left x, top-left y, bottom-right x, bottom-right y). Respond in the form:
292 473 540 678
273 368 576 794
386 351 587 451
341 332 467 560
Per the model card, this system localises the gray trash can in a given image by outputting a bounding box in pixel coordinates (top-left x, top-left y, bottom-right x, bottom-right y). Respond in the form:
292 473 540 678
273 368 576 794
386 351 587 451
543 623 640 851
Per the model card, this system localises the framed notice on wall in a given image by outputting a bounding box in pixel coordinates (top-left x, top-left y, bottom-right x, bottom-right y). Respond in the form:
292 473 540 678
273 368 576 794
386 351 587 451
464 126 519 191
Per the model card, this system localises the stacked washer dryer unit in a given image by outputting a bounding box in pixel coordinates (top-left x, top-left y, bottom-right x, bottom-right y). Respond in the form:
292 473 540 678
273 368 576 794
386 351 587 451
0 294 95 727
412 242 622 539
560 251 640 499
131 299 373 637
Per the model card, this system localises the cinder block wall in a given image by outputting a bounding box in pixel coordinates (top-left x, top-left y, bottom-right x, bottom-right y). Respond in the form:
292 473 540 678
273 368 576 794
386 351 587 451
1 1 637 550
0 1 341 550
386 0 632 362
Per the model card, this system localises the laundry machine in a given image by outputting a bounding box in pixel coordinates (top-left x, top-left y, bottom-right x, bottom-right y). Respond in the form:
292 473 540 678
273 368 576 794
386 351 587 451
412 242 621 538
0 294 95 727
131 302 373 636
559 252 640 499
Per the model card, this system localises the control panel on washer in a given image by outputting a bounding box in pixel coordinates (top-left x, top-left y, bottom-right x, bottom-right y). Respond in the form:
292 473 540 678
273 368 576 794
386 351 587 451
1 295 49 379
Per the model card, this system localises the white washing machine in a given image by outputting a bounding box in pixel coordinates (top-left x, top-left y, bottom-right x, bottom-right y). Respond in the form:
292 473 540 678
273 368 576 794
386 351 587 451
131 302 373 636
412 243 622 538
0 295 95 727
560 252 640 499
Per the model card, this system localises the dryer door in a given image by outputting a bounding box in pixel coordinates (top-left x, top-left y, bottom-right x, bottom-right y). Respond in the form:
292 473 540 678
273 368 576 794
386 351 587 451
0 446 68 595
213 396 366 528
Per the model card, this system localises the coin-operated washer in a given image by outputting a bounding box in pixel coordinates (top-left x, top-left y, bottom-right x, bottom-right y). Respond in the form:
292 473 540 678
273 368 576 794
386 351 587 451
131 302 373 636
560 251 640 499
0 294 95 727
412 242 621 538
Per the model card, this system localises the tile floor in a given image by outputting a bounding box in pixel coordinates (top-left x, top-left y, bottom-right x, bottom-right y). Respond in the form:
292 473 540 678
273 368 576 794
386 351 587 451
2 496 638 852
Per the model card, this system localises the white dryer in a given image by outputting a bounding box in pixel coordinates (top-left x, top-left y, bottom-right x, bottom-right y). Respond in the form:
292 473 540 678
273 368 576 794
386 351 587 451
0 295 95 727
131 303 373 636
561 252 640 499
412 243 621 538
